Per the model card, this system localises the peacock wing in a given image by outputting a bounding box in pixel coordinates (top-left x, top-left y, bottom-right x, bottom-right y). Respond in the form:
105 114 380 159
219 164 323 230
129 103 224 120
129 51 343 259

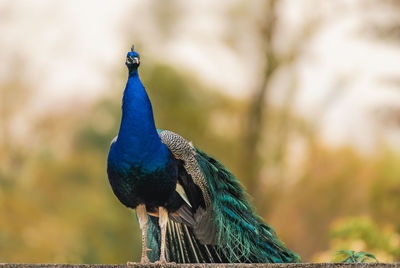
158 130 217 245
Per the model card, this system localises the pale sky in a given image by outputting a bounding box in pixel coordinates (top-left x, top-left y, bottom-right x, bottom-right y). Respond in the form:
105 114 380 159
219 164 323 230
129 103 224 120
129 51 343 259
1 0 400 151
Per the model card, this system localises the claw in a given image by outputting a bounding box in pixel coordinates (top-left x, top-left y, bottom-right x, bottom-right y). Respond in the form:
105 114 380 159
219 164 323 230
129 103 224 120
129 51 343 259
155 257 167 264
155 259 175 265
140 256 151 264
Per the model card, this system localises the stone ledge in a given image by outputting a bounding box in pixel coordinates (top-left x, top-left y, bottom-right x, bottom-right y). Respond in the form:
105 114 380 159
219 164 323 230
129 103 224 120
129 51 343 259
0 264 398 268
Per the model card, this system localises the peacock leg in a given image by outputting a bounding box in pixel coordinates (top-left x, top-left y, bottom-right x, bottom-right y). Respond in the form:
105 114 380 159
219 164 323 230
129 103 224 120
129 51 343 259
157 207 168 263
136 204 151 264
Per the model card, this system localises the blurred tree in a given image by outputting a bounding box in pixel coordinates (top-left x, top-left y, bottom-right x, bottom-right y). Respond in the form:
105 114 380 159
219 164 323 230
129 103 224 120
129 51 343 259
243 0 279 198
0 61 31 181
370 150 400 229
242 0 320 210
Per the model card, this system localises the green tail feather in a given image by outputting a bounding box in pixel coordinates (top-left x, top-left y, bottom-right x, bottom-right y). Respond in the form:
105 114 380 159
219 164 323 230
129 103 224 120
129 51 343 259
146 215 161 262
147 216 229 263
195 148 300 263
146 134 300 263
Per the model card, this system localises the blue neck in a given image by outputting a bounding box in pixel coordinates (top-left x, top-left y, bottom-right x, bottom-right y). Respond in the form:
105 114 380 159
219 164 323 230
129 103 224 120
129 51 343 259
115 71 169 169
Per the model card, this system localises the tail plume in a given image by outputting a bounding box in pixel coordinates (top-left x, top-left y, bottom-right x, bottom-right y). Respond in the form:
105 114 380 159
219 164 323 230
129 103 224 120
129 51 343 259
146 148 300 263
195 148 300 263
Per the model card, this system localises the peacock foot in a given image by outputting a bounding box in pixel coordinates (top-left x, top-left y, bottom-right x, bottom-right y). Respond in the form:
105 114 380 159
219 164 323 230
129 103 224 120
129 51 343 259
126 256 151 265
140 255 151 264
154 257 175 265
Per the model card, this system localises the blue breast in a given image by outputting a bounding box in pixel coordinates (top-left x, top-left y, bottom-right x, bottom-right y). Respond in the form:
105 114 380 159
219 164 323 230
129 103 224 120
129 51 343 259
107 143 178 209
106 70 177 210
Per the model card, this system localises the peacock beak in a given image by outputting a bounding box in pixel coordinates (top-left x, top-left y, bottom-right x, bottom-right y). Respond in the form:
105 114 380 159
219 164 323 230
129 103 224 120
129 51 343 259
126 56 140 65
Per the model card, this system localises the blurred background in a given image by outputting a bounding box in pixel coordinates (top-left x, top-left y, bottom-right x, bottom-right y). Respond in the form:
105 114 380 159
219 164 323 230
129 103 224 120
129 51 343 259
1 0 400 263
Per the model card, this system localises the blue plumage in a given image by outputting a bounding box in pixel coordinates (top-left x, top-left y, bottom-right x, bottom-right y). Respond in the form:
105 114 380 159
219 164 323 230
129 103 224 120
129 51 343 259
107 59 180 212
107 46 300 264
107 46 178 210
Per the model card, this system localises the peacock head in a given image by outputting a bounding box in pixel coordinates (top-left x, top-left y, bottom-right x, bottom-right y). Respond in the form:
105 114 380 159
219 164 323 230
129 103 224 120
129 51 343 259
126 45 140 73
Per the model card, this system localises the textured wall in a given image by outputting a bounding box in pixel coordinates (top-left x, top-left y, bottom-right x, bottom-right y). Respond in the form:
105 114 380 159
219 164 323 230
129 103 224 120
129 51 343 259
0 264 398 268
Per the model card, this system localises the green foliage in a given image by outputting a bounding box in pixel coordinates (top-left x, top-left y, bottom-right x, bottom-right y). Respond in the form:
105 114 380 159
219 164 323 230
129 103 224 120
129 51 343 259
336 250 377 263
322 217 400 262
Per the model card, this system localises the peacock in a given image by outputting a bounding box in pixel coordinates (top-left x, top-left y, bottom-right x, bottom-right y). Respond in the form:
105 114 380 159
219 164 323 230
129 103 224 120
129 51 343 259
107 45 300 264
